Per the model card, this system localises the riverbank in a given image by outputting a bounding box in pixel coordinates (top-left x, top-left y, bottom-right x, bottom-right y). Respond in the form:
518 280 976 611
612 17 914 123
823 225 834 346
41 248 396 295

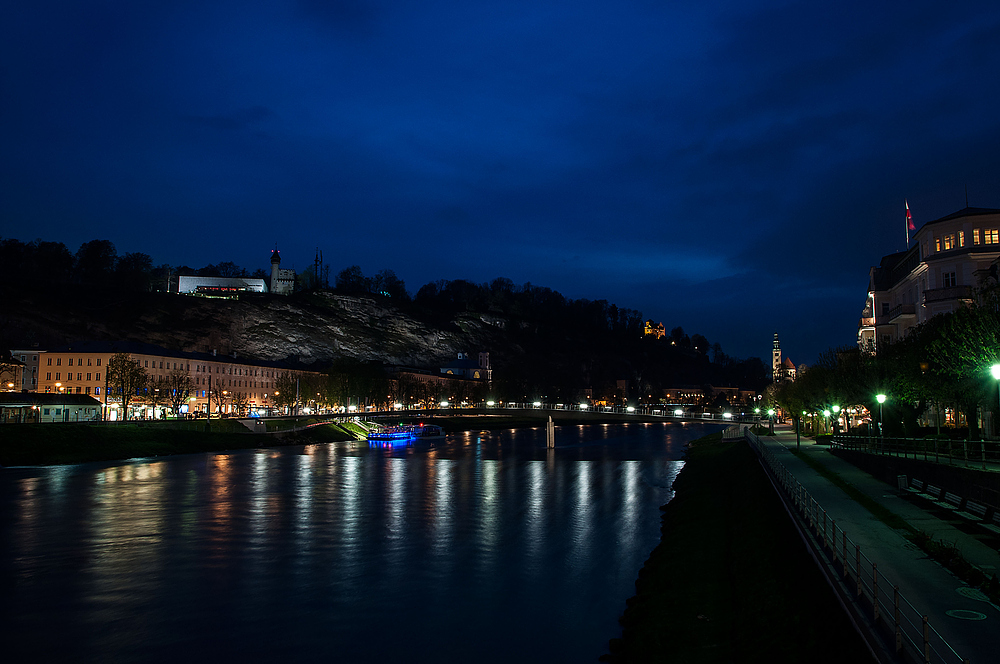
0 413 687 466
0 420 360 466
603 433 873 663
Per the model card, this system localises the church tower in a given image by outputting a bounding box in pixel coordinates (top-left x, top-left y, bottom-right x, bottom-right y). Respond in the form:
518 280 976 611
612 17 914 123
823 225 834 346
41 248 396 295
772 333 782 380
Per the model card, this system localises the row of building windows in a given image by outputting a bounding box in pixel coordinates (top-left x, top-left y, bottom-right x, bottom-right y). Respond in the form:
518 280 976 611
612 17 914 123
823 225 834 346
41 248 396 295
47 357 102 367
934 228 1000 252
45 372 102 382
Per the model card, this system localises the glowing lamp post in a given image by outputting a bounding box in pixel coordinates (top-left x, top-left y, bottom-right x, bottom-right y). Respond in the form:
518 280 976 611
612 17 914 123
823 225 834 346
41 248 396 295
767 408 775 435
831 404 841 435
991 365 1000 438
876 394 887 444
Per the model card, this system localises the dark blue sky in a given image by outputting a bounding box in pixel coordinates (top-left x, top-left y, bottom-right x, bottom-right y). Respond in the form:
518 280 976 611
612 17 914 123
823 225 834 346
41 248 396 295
3 1 1000 364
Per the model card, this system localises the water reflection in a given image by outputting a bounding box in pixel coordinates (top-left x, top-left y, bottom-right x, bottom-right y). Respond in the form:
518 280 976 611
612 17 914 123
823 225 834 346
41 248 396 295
1 422 717 664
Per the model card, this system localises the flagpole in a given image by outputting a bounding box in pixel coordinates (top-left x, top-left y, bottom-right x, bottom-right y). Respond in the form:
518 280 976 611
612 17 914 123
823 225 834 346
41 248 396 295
904 200 912 250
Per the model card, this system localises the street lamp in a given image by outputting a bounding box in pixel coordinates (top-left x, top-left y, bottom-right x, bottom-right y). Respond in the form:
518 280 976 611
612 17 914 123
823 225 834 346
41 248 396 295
767 408 775 435
876 394 887 442
990 365 1000 438
831 404 841 434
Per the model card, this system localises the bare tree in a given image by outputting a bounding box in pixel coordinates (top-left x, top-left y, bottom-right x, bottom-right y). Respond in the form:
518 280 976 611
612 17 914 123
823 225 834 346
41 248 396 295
211 387 229 417
231 391 250 417
163 368 194 417
107 353 147 421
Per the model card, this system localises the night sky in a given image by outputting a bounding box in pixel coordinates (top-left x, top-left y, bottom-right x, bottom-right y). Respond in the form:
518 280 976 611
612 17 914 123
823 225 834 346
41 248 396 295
4 1 1000 364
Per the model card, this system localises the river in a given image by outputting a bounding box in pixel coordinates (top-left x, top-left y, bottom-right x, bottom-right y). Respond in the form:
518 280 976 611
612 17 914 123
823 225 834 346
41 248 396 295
1 421 718 662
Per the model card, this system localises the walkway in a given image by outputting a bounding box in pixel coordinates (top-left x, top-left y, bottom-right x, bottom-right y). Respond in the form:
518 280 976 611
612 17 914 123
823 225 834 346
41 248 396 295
756 425 999 664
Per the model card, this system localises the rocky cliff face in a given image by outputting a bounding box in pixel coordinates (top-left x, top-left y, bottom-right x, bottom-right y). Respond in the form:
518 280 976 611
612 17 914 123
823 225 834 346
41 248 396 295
4 288 513 369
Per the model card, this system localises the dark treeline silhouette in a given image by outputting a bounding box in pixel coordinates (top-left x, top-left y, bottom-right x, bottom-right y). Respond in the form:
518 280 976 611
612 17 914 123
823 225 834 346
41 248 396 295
0 238 273 293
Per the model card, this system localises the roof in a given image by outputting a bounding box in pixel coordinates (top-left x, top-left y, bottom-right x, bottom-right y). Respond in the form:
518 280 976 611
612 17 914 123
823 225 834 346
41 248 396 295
782 357 796 369
0 392 102 407
38 341 313 371
911 206 1000 235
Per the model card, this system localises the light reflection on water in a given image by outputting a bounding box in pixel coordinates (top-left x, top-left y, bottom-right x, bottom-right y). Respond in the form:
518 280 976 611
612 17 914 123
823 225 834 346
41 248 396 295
1 422 714 663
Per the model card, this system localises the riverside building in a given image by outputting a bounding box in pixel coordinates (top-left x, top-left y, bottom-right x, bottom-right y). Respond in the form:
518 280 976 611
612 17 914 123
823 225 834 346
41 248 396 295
34 341 323 419
859 207 1000 351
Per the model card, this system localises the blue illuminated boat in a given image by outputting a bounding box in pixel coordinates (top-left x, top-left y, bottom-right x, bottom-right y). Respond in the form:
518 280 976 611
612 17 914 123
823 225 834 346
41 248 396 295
366 424 446 443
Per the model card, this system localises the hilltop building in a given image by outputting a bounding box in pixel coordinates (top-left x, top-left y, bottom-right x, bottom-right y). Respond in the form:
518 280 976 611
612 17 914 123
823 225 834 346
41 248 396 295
270 248 296 295
859 207 1000 351
177 275 266 296
643 320 666 339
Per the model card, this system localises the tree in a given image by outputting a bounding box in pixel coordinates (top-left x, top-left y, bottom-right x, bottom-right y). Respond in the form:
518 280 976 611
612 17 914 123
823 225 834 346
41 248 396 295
0 356 19 390
107 353 147 421
211 386 230 416
163 368 194 417
75 239 117 285
335 265 368 294
273 372 299 413
231 391 250 417
115 252 154 292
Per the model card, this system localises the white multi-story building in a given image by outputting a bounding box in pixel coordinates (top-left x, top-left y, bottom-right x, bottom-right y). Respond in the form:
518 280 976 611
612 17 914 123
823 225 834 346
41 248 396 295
33 341 323 419
859 207 1000 350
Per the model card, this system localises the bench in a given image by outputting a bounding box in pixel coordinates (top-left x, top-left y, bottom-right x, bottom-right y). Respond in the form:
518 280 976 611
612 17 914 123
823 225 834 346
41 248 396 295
956 500 988 522
908 478 925 493
936 492 963 510
924 484 943 500
983 511 1000 536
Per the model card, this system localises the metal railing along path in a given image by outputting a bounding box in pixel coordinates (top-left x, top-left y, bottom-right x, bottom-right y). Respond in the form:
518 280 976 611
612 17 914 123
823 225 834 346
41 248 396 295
732 426 969 664
832 435 1000 473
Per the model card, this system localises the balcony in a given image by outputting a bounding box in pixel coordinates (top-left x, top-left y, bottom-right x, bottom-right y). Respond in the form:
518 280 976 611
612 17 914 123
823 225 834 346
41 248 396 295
923 285 973 305
858 317 875 329
887 304 916 321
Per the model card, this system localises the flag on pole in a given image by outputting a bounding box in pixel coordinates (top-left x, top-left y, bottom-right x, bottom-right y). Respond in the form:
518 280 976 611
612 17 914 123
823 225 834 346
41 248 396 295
906 200 915 230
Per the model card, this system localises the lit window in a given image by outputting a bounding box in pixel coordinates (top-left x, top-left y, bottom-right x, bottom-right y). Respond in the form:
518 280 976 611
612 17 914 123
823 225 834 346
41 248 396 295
974 228 981 244
935 238 941 251
959 231 965 247
944 234 955 250
991 230 999 244
95 387 100 395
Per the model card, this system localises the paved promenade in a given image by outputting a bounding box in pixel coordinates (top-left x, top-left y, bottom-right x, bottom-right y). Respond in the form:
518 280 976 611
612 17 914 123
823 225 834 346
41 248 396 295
758 424 999 664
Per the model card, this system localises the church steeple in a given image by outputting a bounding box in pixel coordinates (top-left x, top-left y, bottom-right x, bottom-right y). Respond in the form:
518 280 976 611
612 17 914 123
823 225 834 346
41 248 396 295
772 333 782 380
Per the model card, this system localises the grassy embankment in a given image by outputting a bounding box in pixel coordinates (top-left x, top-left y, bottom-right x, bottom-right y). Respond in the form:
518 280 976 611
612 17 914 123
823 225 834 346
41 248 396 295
0 419 360 466
603 433 873 664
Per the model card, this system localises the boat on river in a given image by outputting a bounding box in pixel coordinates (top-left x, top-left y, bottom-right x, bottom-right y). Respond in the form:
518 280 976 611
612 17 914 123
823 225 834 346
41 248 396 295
367 424 446 443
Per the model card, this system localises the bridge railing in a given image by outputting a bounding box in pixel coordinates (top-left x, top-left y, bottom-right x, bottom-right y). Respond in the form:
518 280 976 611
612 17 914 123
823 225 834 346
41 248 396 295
743 427 968 664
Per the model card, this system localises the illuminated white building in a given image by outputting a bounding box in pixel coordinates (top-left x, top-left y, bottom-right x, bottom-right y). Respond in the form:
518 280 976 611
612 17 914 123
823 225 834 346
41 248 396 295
859 207 1000 350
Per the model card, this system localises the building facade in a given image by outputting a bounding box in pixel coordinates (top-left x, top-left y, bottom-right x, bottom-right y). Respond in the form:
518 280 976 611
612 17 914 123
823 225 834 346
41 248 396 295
859 207 1000 350
270 249 296 295
177 275 267 296
33 341 323 419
